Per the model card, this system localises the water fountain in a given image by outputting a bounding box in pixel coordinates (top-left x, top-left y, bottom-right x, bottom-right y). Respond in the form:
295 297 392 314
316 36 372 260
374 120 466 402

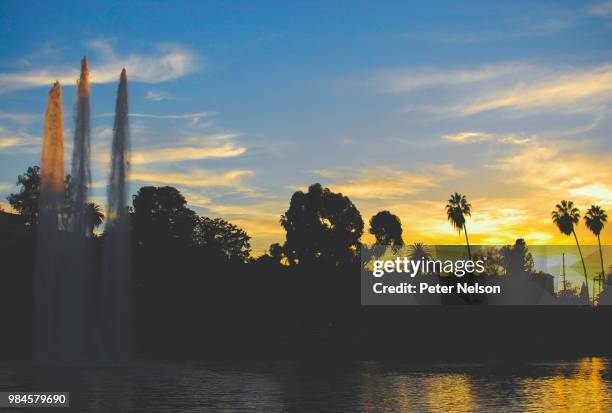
64 57 94 360
34 81 66 361
70 57 92 236
101 68 131 360
34 62 131 363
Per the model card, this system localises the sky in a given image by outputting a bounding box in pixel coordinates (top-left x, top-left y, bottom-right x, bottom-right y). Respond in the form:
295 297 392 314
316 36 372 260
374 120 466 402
0 0 611 253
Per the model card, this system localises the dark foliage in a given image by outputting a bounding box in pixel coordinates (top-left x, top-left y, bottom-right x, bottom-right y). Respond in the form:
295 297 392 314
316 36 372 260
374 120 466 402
2 170 612 361
281 183 363 267
369 210 404 246
7 166 41 225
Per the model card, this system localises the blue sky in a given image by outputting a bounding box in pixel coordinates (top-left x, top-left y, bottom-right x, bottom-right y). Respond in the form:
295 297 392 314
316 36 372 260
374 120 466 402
1 0 612 252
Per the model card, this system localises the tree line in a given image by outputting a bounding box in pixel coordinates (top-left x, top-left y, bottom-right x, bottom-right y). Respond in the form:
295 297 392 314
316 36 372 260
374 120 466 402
1 165 611 359
4 165 609 288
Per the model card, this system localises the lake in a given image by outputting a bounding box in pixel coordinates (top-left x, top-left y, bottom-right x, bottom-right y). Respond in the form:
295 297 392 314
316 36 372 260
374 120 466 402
1 357 610 412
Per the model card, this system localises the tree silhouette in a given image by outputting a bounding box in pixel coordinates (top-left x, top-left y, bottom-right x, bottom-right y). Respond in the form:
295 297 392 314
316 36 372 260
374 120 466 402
281 183 363 266
193 216 251 262
7 166 41 225
8 165 74 227
269 243 284 264
552 200 588 294
369 210 404 247
500 239 534 276
131 186 197 247
85 202 104 236
584 205 607 289
408 242 432 275
474 247 504 276
409 242 432 260
446 192 472 259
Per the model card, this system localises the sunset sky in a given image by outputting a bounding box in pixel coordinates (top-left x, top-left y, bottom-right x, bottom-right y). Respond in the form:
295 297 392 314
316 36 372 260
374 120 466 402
1 0 611 253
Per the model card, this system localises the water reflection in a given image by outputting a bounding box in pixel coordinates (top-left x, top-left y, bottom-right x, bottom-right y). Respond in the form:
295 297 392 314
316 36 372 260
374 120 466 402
356 358 611 412
423 374 478 413
520 358 611 413
0 358 610 412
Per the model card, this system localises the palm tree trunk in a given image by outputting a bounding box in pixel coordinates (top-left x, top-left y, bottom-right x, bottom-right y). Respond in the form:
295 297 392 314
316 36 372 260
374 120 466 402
598 234 605 289
463 223 472 260
572 229 588 296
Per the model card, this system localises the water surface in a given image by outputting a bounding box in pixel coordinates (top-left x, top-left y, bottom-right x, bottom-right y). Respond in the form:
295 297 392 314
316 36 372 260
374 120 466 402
1 358 610 412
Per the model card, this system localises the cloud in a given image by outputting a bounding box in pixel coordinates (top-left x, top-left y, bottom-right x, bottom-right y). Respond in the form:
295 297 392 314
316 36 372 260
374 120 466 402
442 132 492 143
401 8 579 45
332 138 612 247
0 111 38 123
486 140 612 229
93 127 113 139
313 167 443 200
442 132 533 144
462 65 612 114
375 62 612 117
127 111 211 121
0 41 199 94
568 183 612 205
0 202 15 212
174 190 212 208
131 142 246 165
130 175 283 253
91 137 246 166
355 197 556 247
489 141 611 192
204 202 282 222
499 136 533 145
144 90 168 101
588 0 612 17
0 130 39 152
375 63 537 93
0 137 25 150
98 111 212 126
0 182 14 192
131 169 253 188
202 200 287 253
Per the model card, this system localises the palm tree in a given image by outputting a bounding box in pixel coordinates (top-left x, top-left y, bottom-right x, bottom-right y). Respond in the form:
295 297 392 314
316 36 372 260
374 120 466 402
409 242 432 260
446 192 472 259
86 202 104 236
585 205 607 289
409 242 433 275
552 200 588 294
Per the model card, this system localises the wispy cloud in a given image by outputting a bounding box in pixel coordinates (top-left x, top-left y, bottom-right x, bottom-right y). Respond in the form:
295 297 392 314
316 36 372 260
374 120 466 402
0 182 14 192
0 41 199 94
588 0 612 17
462 65 612 115
376 62 612 117
0 137 25 150
375 63 534 93
128 111 211 121
202 200 287 252
401 7 579 45
92 139 246 166
442 131 533 144
0 129 39 152
442 132 491 143
131 169 253 188
569 183 612 205
0 111 38 124
131 142 246 165
312 166 448 200
144 90 168 101
467 139 612 243
489 139 612 207
98 111 212 126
